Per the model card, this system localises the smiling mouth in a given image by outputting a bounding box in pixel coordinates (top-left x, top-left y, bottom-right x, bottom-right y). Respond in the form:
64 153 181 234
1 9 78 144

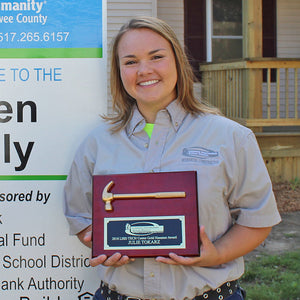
139 80 159 86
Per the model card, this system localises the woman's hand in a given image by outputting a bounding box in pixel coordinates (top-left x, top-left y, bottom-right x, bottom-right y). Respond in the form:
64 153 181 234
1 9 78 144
156 225 221 267
156 224 272 267
89 253 134 267
77 225 135 267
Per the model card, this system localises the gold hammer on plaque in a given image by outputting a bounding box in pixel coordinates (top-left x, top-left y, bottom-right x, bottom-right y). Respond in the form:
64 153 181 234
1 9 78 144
102 180 186 211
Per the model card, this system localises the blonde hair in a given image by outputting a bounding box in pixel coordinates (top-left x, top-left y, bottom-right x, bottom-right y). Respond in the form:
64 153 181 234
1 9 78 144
104 16 219 132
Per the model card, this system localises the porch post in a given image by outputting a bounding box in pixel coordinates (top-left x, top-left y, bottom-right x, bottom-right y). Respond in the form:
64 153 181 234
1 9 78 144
242 0 263 128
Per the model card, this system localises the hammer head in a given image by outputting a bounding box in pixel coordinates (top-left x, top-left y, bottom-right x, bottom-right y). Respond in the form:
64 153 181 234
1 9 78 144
102 180 115 211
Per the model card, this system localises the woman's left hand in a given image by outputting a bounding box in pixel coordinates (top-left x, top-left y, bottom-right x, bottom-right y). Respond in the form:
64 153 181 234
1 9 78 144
156 224 272 267
156 226 221 267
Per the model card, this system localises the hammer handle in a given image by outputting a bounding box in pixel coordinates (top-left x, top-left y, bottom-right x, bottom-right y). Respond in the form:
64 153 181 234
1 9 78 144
114 191 185 199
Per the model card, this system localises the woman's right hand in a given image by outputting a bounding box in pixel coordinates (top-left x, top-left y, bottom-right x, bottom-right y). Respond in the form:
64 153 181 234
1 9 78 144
90 253 134 267
77 225 134 267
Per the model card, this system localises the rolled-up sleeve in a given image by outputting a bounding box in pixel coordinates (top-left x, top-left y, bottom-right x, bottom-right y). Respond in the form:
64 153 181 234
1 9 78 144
229 132 281 227
63 137 96 235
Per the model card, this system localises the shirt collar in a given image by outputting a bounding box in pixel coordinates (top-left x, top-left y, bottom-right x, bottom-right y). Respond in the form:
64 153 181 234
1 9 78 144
126 107 145 137
166 99 187 132
126 100 187 137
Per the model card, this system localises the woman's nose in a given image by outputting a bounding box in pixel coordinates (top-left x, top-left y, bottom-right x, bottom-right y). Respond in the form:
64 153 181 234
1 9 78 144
137 61 152 75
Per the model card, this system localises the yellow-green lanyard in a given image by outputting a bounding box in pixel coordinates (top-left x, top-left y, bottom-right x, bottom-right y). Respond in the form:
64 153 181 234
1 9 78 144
144 123 154 139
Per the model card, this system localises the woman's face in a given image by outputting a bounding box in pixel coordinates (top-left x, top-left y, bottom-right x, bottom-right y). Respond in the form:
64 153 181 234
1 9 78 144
118 28 178 121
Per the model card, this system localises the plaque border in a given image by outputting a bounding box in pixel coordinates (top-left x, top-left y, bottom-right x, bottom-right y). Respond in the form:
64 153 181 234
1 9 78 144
92 171 200 257
103 215 186 250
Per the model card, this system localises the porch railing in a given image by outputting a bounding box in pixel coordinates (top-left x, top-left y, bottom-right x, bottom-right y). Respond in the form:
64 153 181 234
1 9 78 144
200 58 300 128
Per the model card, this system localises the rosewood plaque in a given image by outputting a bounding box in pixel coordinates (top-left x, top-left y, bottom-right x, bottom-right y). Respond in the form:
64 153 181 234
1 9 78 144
92 171 199 258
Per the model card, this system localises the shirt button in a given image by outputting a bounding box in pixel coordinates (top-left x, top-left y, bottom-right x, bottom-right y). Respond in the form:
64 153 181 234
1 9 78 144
175 122 178 126
149 272 155 277
144 143 149 148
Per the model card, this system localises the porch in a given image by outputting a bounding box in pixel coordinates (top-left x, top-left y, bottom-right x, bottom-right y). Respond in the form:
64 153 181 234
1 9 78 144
200 58 300 182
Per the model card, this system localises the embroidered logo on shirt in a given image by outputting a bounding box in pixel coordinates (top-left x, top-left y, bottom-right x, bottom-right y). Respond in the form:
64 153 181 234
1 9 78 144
182 147 220 165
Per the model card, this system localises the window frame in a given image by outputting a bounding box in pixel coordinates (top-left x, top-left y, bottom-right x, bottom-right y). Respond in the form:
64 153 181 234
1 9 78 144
206 0 243 62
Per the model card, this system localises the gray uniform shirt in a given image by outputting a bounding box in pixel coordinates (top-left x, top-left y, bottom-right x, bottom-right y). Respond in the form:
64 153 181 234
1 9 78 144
64 100 281 300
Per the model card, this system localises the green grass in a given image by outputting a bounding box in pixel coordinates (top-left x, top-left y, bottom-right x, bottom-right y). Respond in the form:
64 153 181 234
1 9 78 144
290 177 300 190
240 250 300 300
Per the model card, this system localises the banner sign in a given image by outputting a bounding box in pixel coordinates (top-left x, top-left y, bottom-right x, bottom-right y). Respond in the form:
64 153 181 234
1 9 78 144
0 1 106 299
0 0 103 58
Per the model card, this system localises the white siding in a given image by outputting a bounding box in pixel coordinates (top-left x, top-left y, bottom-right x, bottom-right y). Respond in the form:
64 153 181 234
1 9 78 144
157 0 184 47
106 0 157 113
276 0 300 117
277 0 300 58
262 0 300 118
108 0 157 40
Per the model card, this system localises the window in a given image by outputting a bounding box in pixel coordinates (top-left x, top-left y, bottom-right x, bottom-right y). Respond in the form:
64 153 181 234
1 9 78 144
184 0 276 79
208 0 243 62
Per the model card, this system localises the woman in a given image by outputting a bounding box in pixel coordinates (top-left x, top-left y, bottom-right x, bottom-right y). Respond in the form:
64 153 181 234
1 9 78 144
64 16 281 300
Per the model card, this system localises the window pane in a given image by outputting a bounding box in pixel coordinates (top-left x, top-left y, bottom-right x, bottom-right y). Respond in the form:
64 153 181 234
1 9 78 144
213 0 242 36
212 39 242 61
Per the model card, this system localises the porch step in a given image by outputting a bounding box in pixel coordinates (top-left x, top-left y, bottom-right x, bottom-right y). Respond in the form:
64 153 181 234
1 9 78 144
255 132 300 182
255 132 300 158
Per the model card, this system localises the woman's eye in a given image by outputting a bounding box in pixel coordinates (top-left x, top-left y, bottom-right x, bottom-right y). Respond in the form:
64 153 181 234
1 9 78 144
125 60 136 65
152 55 163 60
